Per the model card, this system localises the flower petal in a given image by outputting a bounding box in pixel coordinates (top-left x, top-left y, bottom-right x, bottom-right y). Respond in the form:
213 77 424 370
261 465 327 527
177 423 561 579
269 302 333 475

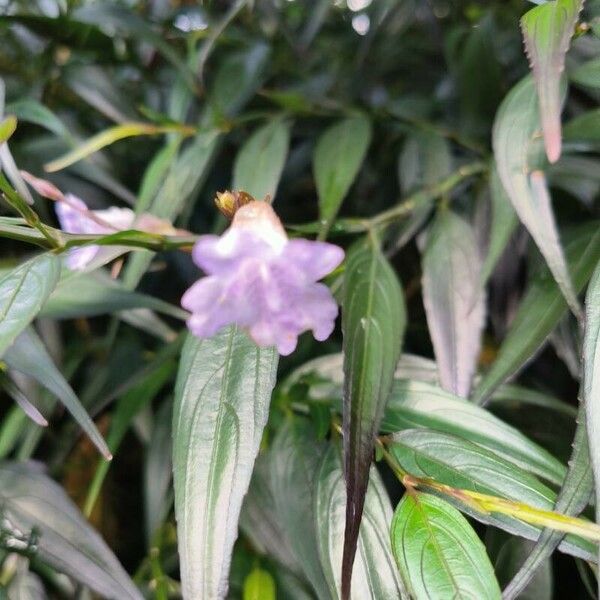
283 239 344 281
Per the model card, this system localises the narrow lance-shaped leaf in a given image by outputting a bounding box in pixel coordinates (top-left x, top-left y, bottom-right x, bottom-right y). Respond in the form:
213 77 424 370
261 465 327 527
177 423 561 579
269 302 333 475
268 419 329 598
341 241 406 600
4 328 111 460
0 254 60 358
315 445 408 599
0 461 142 599
314 116 372 236
391 492 502 600
233 119 291 201
172 328 278 599
493 75 581 318
473 222 600 404
422 209 485 397
480 165 519 286
503 402 593 599
583 259 600 588
521 0 583 163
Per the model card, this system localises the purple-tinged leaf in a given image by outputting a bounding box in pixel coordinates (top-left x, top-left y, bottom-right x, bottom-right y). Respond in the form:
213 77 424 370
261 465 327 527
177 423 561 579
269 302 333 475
492 76 582 319
341 241 405 600
422 209 486 397
521 0 583 163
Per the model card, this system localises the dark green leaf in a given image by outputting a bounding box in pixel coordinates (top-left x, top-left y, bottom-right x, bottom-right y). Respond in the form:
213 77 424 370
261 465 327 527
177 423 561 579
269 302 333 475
172 329 278 598
341 242 405 599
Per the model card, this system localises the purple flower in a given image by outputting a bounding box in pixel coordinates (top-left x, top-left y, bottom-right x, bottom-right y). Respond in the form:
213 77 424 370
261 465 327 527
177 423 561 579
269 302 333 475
22 171 178 270
182 200 344 355
55 195 136 270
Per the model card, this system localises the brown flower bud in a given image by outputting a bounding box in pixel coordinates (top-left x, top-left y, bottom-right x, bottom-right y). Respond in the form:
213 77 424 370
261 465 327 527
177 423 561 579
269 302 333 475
214 190 255 220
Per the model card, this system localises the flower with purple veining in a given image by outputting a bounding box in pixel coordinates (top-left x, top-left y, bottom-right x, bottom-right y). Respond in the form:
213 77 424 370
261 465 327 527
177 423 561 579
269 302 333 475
182 198 344 355
22 171 177 270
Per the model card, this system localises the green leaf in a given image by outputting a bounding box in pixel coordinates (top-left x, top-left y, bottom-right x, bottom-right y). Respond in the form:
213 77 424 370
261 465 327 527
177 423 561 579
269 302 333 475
232 119 291 201
73 5 196 92
563 108 600 147
240 455 301 575
473 222 600 403
84 360 175 515
390 429 557 509
42 270 188 320
144 399 174 544
268 420 329 598
422 209 485 397
172 329 278 599
0 461 142 599
583 258 600 580
383 380 566 486
314 116 372 235
571 57 600 88
315 445 408 599
243 569 276 600
391 492 501 599
341 242 405 599
4 328 111 460
493 76 581 317
394 130 452 252
521 0 583 162
480 165 518 285
503 402 593 599
0 254 60 359
6 99 71 139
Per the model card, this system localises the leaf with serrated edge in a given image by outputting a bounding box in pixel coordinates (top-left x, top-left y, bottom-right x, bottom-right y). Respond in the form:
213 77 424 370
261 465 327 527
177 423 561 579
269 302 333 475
172 328 278 599
521 0 583 163
0 254 60 359
391 492 501 599
503 402 593 599
341 242 405 599
493 75 581 317
473 222 600 403
583 258 600 592
0 461 142 599
422 209 485 397
315 445 408 599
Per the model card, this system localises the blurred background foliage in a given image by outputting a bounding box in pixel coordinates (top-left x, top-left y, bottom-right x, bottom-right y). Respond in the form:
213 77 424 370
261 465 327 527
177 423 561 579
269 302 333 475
0 0 599 598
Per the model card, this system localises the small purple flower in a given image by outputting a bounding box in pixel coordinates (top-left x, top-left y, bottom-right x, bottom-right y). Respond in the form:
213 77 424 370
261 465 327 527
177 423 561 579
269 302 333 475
182 200 344 355
22 171 178 270
55 195 136 270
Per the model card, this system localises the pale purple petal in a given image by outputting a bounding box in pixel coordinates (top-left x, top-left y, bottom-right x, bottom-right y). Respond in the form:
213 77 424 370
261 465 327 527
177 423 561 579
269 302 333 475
282 239 345 281
183 213 345 355
192 230 278 275
55 195 100 234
